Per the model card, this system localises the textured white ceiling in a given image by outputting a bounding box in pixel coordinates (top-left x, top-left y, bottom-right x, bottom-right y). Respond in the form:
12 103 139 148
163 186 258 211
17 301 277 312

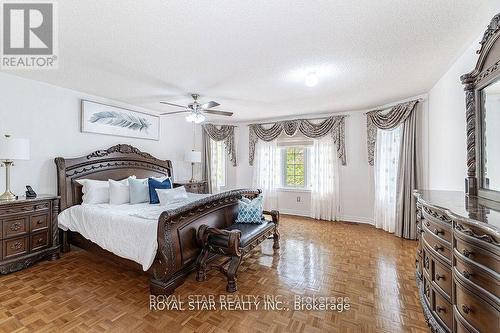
2 0 499 121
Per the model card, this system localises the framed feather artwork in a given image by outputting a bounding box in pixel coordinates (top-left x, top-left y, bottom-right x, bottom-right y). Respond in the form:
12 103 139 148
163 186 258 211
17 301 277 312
81 100 160 140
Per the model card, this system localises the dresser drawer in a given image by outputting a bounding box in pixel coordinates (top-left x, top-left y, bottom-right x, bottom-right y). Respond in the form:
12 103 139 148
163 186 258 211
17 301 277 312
0 201 50 215
454 253 500 299
3 236 29 259
455 238 500 273
454 280 499 333
433 289 452 331
423 218 451 244
30 214 48 232
423 232 452 264
30 231 48 251
2 216 29 238
454 313 475 333
432 258 452 299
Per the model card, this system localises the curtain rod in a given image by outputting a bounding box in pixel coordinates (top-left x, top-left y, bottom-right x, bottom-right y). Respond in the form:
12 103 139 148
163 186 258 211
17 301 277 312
364 98 424 114
247 114 348 127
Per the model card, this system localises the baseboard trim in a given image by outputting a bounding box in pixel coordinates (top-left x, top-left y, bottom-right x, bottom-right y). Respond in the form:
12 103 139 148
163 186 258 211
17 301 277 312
338 215 374 225
279 209 310 217
278 209 374 225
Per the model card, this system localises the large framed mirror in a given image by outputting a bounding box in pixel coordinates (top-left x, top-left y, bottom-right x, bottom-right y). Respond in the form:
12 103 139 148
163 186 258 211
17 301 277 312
461 13 500 201
480 78 500 200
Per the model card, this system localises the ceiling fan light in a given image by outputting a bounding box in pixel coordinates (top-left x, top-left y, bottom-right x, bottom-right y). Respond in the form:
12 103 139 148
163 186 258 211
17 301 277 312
185 113 206 124
194 113 206 124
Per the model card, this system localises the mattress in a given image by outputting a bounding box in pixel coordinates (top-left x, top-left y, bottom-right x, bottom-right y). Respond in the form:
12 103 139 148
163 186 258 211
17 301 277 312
58 193 208 271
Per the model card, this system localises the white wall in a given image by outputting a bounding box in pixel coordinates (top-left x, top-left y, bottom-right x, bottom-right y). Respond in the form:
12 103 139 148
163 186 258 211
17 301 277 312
426 4 500 190
0 73 200 197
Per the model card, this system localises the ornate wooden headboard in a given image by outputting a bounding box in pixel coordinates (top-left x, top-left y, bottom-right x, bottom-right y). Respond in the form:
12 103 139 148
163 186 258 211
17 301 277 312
55 144 173 211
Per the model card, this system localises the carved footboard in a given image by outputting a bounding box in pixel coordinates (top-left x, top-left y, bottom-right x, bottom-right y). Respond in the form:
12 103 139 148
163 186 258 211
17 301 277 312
150 189 261 295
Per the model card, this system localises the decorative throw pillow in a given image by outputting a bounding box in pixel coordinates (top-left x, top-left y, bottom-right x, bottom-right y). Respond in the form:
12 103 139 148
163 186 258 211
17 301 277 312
148 177 172 204
235 195 264 224
129 178 150 204
156 186 188 205
109 179 131 205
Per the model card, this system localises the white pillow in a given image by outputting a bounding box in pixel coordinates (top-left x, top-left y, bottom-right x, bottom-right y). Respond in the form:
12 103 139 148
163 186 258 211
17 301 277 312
76 177 133 204
76 179 110 204
156 186 188 205
109 179 131 205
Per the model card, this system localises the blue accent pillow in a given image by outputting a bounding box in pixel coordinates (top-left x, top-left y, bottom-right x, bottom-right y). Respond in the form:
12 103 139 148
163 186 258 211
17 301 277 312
129 178 150 204
236 195 264 224
148 177 172 204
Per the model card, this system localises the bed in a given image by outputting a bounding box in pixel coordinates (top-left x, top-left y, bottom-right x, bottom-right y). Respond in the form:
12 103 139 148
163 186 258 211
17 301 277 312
55 144 260 295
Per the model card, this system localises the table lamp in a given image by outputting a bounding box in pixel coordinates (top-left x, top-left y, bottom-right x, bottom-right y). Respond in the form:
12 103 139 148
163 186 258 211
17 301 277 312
185 150 201 183
0 135 30 201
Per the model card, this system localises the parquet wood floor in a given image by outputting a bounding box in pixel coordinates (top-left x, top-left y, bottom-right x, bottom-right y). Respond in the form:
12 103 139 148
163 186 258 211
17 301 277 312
0 215 429 333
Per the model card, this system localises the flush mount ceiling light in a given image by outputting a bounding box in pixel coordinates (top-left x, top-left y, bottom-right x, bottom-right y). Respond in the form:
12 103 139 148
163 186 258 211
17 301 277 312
305 72 319 87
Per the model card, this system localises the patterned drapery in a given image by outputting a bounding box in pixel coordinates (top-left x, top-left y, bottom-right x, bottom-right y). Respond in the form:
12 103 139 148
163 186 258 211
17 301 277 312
202 124 237 166
366 100 418 165
249 116 346 166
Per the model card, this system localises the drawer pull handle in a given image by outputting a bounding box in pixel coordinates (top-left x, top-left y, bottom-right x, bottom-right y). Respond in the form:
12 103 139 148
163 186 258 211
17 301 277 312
461 304 472 314
37 238 44 244
433 245 444 252
36 220 44 225
435 274 444 281
9 222 21 231
433 229 443 235
425 221 430 227
436 306 445 313
10 241 22 250
462 270 472 279
462 249 472 257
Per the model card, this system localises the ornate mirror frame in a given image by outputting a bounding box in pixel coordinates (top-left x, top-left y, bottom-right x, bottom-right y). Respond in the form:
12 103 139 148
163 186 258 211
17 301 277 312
461 13 500 200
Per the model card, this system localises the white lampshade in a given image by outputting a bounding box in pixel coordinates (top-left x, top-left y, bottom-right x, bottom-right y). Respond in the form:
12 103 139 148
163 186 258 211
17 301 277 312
185 150 201 163
0 136 30 160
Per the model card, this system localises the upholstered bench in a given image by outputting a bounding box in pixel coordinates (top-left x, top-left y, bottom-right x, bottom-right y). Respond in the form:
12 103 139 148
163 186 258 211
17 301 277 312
195 210 280 292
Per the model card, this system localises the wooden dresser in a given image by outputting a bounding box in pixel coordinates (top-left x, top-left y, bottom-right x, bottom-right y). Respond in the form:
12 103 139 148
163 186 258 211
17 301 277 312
0 195 60 274
414 190 499 333
174 181 208 194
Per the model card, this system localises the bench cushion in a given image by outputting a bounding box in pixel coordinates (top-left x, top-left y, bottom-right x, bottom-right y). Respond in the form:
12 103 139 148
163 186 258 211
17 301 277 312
209 221 275 248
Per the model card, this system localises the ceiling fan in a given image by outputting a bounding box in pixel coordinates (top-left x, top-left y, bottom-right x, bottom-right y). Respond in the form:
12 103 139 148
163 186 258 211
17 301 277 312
160 94 233 123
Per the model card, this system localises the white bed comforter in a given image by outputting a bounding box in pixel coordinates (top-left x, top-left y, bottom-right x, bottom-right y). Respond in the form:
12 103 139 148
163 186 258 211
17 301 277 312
58 193 208 271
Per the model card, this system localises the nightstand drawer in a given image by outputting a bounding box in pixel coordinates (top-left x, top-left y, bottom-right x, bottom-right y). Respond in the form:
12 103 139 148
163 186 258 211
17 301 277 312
30 214 48 232
3 236 29 259
30 231 49 251
433 289 452 331
2 216 29 238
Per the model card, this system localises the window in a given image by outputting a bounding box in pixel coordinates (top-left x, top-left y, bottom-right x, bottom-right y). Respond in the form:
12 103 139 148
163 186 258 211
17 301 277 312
282 147 307 188
211 140 226 187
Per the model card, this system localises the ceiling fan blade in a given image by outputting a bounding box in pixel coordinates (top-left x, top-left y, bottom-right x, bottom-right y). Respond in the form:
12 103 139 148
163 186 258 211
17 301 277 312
203 109 233 116
160 110 190 115
160 101 187 108
201 101 220 109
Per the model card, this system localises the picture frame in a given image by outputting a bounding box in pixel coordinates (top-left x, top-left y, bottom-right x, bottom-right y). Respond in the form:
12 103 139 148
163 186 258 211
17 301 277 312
81 100 160 141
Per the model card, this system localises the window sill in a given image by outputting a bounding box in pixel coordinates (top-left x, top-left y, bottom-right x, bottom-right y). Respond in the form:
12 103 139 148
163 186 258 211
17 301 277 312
277 187 311 193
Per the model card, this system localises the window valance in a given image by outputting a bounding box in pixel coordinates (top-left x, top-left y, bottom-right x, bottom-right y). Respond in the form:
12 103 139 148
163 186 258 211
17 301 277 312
249 116 346 166
366 100 418 165
202 124 237 166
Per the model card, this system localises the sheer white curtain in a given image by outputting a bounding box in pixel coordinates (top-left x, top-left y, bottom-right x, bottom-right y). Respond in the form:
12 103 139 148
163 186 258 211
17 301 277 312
209 138 224 193
309 137 340 221
374 125 402 233
252 140 281 210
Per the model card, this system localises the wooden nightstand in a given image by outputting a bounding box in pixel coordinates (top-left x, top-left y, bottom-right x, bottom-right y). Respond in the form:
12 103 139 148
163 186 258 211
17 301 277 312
0 195 60 274
174 181 208 194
